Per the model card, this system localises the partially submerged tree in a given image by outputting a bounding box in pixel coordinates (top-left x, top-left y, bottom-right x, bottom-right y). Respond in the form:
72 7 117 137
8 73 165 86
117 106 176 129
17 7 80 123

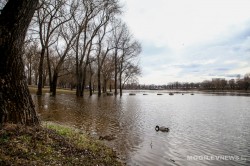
110 21 141 96
73 0 121 97
101 56 115 93
111 19 124 95
95 23 113 96
118 31 141 96
50 16 78 96
33 0 72 95
0 0 39 125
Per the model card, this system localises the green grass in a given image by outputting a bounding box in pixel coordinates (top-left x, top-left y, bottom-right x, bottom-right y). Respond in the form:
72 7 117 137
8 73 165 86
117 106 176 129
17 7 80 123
0 122 123 166
43 122 118 160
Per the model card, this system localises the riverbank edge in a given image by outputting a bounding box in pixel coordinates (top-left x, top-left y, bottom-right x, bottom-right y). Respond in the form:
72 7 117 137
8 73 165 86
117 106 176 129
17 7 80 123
0 122 123 166
28 85 250 95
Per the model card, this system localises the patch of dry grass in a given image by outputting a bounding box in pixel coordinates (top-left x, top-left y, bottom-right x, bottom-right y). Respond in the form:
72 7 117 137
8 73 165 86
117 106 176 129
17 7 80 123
0 123 123 166
28 86 76 95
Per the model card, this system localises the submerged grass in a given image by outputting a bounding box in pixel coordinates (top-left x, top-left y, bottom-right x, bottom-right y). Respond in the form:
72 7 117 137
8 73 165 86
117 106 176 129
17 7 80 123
0 122 123 166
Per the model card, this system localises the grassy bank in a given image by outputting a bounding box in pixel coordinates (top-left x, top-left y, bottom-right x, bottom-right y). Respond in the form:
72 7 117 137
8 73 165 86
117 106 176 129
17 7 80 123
0 122 123 166
28 86 76 95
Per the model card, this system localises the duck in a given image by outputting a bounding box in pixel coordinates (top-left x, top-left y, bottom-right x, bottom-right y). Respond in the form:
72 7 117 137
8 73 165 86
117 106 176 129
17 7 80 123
155 125 169 132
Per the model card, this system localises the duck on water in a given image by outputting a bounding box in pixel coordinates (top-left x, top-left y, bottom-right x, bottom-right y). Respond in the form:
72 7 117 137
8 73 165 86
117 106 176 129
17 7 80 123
155 125 169 132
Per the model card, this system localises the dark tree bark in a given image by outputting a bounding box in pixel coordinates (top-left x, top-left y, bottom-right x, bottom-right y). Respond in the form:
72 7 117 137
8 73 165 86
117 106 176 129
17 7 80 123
36 47 45 95
114 49 118 95
97 68 101 96
46 47 53 92
81 62 88 96
119 60 123 96
0 0 40 125
80 41 93 97
89 63 93 96
51 72 58 96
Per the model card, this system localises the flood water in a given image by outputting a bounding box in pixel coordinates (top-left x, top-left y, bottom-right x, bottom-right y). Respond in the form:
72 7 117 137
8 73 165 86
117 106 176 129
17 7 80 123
32 91 250 166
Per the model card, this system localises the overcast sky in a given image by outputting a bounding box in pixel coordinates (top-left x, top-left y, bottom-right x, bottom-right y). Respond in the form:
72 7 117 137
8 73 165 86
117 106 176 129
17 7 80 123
121 0 250 84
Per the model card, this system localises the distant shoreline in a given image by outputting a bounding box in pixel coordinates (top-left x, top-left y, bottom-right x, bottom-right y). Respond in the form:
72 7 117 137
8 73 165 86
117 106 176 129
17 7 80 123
123 89 250 95
28 85 250 95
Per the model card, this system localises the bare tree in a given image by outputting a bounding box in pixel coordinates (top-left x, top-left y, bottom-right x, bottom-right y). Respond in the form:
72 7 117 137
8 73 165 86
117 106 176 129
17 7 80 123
110 21 141 96
87 57 96 96
73 0 121 96
50 16 78 96
118 26 141 96
73 0 102 96
101 56 115 93
121 62 141 88
111 19 124 95
23 42 40 85
95 23 114 96
33 0 72 95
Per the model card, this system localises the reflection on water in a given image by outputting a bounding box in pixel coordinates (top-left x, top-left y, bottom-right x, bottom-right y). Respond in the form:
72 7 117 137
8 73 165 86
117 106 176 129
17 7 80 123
32 91 250 165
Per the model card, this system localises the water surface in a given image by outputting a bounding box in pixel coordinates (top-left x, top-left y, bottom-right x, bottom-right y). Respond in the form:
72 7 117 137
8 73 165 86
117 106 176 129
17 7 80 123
32 91 250 165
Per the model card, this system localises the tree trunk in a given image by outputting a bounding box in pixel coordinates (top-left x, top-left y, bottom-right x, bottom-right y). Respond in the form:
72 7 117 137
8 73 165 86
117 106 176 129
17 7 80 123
76 63 83 97
97 68 101 96
0 0 40 125
76 60 84 97
37 46 45 95
51 72 58 96
119 64 122 96
46 47 53 92
119 57 124 97
81 55 90 96
81 65 87 97
114 50 118 95
76 74 82 97
89 63 93 96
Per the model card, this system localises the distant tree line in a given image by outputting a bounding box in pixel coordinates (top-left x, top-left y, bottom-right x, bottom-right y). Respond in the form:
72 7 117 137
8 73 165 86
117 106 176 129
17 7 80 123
23 0 141 97
125 73 250 91
200 74 250 90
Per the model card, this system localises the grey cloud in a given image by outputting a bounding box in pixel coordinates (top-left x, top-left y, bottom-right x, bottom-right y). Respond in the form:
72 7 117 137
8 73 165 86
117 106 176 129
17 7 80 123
140 20 250 83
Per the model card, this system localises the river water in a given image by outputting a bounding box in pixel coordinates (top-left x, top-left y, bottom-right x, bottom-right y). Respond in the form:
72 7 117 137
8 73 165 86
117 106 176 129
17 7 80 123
32 91 250 166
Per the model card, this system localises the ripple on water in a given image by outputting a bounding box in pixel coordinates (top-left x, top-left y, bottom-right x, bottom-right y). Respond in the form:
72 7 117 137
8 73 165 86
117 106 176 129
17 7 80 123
32 92 250 165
